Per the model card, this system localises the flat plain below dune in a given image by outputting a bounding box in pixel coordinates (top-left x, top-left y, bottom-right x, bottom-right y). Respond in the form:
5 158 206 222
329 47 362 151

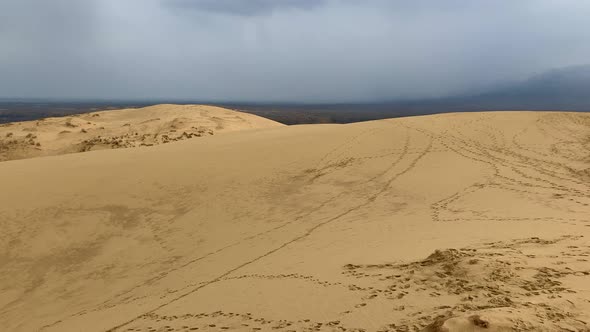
0 104 283 162
0 111 589 332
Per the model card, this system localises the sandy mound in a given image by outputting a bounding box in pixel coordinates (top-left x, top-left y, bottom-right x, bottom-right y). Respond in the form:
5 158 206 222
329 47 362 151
0 111 588 331
349 235 589 331
0 104 283 161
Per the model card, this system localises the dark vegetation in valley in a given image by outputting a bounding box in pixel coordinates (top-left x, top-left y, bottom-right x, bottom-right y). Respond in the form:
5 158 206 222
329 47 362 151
1 99 587 126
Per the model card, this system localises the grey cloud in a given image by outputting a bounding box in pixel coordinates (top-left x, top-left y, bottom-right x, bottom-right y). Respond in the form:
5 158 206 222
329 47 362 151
0 0 103 97
1 0 590 102
166 0 325 16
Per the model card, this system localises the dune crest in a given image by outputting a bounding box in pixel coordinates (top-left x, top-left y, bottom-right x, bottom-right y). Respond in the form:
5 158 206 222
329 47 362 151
0 104 283 162
0 111 589 331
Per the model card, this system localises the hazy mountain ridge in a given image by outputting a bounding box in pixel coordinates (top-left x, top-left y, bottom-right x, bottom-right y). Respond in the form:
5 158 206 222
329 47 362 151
467 64 590 109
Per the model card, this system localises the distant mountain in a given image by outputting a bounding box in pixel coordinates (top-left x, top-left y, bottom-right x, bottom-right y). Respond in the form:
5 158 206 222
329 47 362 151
464 64 590 110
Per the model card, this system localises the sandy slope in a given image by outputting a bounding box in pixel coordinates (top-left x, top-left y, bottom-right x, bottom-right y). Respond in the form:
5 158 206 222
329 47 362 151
0 104 283 162
0 111 589 332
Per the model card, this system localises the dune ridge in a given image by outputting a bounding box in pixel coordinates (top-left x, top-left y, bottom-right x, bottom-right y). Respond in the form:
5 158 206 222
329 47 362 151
0 111 589 331
0 104 283 162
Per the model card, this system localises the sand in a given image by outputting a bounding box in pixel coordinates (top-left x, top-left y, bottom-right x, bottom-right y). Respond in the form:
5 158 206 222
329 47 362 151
0 109 589 332
0 104 283 162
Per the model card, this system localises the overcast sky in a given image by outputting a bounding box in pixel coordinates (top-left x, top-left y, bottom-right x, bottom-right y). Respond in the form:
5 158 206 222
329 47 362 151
1 0 589 102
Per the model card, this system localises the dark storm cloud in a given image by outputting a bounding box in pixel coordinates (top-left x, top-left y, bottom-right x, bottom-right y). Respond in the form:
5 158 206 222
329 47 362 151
168 0 325 16
1 0 590 101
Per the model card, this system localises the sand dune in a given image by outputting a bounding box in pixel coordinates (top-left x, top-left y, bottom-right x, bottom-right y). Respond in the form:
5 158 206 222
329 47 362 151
0 104 283 162
0 111 589 331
